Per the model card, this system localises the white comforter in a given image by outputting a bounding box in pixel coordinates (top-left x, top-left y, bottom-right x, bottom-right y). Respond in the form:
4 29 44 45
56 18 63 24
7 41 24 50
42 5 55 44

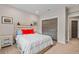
16 33 53 54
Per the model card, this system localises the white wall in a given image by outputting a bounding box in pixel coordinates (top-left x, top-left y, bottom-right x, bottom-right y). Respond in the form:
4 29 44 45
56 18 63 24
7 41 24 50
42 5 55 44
0 5 39 35
40 6 67 44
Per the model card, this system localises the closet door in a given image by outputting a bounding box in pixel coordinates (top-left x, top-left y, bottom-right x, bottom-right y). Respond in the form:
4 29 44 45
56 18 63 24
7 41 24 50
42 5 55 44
42 18 57 40
71 21 78 38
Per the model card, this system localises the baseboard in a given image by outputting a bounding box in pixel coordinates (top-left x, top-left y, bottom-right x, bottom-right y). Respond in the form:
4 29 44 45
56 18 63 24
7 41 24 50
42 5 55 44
57 40 66 44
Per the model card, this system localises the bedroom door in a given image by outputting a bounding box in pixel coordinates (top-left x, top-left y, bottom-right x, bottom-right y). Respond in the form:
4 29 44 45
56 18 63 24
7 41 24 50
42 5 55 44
71 21 78 38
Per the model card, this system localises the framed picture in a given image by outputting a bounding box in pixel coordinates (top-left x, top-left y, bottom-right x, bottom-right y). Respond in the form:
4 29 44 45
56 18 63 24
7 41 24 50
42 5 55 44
1 16 13 24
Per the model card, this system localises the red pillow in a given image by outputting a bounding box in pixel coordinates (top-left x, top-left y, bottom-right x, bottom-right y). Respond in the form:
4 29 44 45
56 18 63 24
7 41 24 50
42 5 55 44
22 29 35 34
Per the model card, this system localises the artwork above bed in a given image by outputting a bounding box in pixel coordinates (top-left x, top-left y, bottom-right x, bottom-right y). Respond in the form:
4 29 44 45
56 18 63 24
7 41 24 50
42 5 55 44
1 16 13 24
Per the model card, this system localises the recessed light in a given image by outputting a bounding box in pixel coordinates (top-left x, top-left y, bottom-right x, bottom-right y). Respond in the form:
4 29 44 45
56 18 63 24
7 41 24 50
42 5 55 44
48 9 51 11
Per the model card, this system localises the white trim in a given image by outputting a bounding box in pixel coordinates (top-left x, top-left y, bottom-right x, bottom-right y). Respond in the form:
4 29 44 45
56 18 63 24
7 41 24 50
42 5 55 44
68 12 79 18
40 16 58 20
58 40 66 44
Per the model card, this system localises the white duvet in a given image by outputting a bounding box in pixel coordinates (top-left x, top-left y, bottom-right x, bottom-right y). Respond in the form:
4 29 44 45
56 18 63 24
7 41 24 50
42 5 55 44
16 33 53 54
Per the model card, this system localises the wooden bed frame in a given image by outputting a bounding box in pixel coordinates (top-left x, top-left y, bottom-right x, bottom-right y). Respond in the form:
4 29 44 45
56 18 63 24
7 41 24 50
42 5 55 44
38 45 53 54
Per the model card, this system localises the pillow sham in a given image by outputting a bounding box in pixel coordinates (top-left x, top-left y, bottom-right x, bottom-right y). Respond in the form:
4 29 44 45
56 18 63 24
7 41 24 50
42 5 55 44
22 29 35 34
16 29 22 35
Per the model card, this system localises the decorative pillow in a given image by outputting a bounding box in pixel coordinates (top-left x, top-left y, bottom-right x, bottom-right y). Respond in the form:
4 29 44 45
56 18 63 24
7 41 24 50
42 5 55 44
16 29 22 35
22 29 35 34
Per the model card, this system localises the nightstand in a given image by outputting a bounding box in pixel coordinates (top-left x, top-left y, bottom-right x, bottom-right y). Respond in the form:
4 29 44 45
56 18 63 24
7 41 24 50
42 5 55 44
0 35 13 49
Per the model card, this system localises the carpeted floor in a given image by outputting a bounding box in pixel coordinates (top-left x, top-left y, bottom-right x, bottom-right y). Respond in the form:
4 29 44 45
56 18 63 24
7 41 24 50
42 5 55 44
0 38 79 54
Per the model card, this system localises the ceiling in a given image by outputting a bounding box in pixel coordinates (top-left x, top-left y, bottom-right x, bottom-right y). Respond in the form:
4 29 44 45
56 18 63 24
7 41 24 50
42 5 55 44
10 4 79 16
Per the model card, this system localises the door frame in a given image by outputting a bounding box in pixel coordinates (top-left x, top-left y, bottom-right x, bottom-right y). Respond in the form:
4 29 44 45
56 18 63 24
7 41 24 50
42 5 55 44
68 17 79 42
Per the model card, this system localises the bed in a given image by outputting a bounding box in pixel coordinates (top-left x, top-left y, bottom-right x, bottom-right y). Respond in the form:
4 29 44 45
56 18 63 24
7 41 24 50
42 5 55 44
16 25 53 54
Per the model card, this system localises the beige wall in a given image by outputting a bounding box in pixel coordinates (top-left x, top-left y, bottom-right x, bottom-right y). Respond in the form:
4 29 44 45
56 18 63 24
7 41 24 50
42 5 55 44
0 5 39 35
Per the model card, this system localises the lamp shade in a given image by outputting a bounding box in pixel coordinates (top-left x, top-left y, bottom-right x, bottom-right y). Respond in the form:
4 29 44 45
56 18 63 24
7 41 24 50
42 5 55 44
17 22 20 25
